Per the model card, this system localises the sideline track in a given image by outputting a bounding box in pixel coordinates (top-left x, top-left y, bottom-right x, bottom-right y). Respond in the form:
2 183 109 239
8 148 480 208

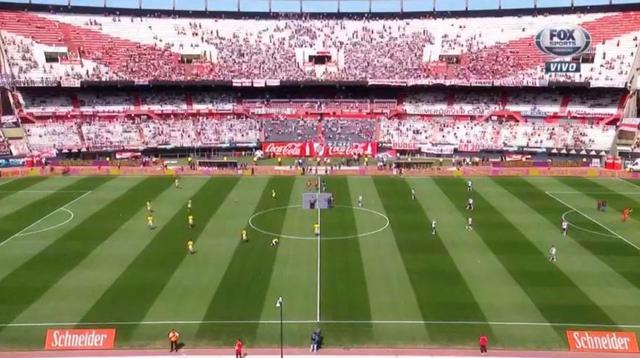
0 348 634 358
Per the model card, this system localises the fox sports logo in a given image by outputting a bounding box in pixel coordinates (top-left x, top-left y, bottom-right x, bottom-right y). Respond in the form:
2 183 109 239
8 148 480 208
535 25 591 57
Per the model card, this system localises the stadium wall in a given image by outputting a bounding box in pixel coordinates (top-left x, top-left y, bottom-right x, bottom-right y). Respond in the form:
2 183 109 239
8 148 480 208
2 165 640 178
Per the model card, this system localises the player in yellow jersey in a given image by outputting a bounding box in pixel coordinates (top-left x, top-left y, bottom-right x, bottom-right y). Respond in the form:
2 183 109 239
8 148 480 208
314 223 320 236
272 189 276 199
241 229 248 242
187 240 195 254
147 214 155 229
188 214 194 228
146 201 153 212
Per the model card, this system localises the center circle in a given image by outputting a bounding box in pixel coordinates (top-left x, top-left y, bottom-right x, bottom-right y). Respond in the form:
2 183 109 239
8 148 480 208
248 205 389 241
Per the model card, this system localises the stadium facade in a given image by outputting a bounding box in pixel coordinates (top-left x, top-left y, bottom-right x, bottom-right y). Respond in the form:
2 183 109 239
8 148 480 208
0 0 638 165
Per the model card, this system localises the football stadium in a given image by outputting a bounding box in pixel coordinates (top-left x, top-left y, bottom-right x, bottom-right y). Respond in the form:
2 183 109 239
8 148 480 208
1 0 640 356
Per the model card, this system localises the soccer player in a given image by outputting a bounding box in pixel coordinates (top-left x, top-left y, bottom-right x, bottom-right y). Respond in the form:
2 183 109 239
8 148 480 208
314 223 320 236
411 188 416 200
561 219 568 237
146 201 153 213
431 219 437 237
271 238 279 246
147 214 155 230
187 199 192 211
358 195 363 208
187 240 194 254
467 180 473 192
623 207 632 222
272 189 277 199
188 214 194 228
466 216 473 231
174 177 180 189
466 197 474 211
241 229 248 242
549 245 557 262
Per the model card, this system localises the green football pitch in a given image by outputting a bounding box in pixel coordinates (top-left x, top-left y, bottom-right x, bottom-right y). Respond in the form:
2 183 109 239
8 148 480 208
1 175 640 351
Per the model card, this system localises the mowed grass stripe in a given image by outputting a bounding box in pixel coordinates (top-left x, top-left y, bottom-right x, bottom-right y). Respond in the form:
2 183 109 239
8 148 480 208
0 176 130 328
558 178 640 223
434 177 616 329
504 178 640 292
195 177 295 344
321 177 372 325
79 178 239 337
0 177 99 242
0 177 47 201
373 177 490 341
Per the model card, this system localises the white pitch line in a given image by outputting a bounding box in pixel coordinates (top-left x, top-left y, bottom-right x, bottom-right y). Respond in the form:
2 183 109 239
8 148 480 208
545 191 640 251
316 175 321 323
0 179 16 187
0 190 90 193
545 191 640 195
4 319 640 329
0 191 92 248
15 208 75 237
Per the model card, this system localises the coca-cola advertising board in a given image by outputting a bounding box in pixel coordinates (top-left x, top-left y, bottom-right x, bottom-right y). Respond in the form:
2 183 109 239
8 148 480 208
262 142 312 157
262 142 377 158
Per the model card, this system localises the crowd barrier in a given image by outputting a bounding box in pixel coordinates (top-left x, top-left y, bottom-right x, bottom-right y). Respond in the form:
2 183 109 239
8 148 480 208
1 166 640 179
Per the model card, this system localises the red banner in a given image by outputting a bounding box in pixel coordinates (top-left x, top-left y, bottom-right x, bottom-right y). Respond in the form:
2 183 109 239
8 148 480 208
262 142 311 157
566 330 639 353
262 142 377 157
313 142 377 157
45 328 116 350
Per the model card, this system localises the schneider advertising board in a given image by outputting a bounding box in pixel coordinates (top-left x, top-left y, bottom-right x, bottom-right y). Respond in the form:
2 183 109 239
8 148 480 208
535 24 591 73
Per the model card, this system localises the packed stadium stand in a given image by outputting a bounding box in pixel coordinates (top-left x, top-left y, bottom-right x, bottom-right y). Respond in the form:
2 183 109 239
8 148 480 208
0 9 639 84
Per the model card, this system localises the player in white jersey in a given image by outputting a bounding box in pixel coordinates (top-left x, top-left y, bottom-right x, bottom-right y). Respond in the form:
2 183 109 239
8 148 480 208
561 220 568 237
271 238 279 246
411 188 416 201
549 245 557 262
466 197 474 211
466 216 473 231
467 180 473 192
431 220 437 237
146 201 152 213
358 195 363 208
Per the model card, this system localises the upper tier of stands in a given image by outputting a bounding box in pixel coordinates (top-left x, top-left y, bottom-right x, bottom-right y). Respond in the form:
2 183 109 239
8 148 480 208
0 10 639 86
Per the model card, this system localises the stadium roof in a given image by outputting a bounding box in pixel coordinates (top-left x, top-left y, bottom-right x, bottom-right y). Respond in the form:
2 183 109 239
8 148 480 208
2 0 639 13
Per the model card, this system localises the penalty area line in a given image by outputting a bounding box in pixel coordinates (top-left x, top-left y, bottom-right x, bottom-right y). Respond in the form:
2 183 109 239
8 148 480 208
0 191 92 248
3 319 640 329
545 191 640 251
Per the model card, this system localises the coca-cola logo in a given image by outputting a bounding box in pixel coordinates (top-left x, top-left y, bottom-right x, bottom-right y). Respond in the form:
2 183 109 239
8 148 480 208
263 142 304 156
327 143 370 156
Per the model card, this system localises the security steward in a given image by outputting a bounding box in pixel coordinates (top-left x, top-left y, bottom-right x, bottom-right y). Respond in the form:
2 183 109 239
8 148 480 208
168 328 180 352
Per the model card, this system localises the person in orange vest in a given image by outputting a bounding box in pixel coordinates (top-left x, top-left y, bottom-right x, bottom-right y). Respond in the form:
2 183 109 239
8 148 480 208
168 328 180 352
623 208 632 222
235 338 243 358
